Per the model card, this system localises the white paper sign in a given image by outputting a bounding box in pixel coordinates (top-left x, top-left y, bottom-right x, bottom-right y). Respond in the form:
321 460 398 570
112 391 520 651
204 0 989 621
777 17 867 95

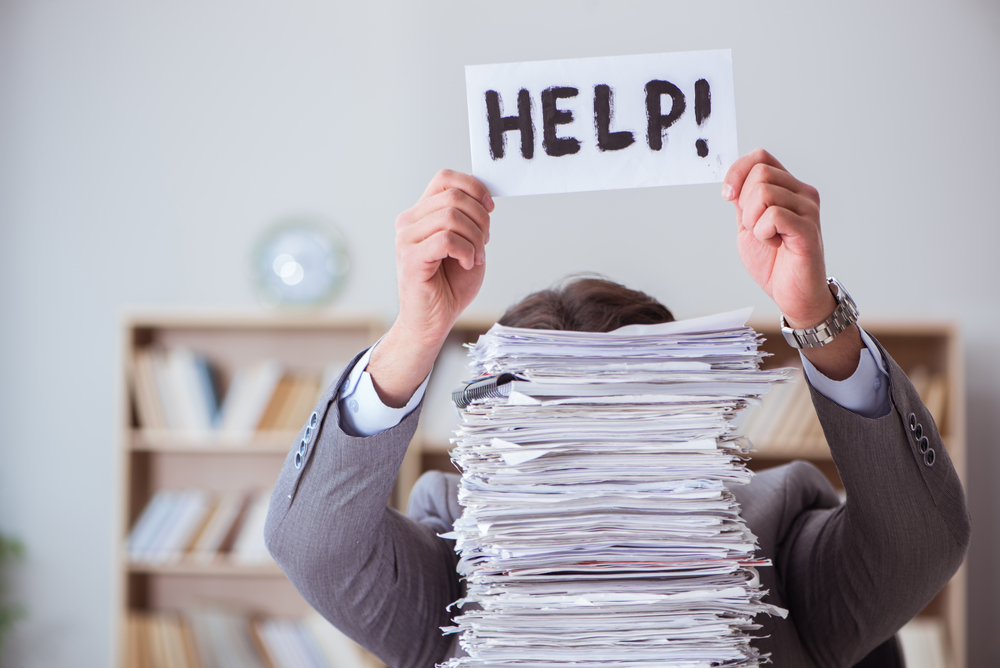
466 50 737 197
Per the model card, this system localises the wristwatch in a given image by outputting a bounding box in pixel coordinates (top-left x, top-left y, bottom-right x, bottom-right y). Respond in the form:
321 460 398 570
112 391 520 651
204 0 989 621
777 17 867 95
780 277 859 349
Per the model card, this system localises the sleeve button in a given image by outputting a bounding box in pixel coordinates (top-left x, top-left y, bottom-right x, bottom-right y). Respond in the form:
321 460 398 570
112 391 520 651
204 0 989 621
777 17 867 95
294 451 303 469
914 423 923 440
310 411 319 428
908 413 917 431
919 436 930 454
298 439 307 456
924 448 936 466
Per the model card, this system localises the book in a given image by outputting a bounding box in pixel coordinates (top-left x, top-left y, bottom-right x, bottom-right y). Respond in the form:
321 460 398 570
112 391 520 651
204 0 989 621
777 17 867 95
129 491 177 559
146 348 217 434
280 375 322 431
132 346 340 442
256 377 295 431
230 492 273 565
304 612 382 668
133 350 167 430
129 490 213 564
150 490 211 564
189 492 246 563
216 361 283 439
126 610 385 668
186 609 270 668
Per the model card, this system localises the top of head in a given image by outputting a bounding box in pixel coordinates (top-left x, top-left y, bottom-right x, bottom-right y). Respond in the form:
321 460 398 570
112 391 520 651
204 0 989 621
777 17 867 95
498 276 674 333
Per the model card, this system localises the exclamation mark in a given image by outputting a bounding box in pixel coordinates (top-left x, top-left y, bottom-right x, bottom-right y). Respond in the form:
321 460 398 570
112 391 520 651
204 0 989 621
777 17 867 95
694 78 711 158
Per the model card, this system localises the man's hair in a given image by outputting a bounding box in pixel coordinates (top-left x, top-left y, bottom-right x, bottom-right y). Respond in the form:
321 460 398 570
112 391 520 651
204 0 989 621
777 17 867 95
497 277 674 333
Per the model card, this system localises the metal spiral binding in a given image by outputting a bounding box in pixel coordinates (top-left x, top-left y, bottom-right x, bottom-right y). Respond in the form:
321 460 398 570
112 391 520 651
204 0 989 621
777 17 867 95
451 373 521 409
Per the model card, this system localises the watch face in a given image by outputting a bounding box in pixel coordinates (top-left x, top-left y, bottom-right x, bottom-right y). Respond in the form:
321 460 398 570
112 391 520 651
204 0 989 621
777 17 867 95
253 218 350 306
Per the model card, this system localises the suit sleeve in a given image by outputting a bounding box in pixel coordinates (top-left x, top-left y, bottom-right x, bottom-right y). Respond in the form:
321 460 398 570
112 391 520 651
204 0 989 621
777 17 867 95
777 338 971 667
264 350 461 668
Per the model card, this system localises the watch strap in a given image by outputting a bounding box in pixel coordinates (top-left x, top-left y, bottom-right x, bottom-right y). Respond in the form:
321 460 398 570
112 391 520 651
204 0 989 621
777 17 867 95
780 277 859 349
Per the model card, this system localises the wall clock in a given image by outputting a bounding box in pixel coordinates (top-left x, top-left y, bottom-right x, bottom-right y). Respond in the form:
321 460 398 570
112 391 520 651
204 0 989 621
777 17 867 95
253 217 350 306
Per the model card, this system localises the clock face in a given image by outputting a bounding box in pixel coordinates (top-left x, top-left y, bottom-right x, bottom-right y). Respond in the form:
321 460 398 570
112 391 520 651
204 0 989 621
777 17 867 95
253 218 350 306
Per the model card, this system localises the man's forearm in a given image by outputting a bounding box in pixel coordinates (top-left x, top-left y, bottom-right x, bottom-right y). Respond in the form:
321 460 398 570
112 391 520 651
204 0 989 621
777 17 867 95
366 323 445 408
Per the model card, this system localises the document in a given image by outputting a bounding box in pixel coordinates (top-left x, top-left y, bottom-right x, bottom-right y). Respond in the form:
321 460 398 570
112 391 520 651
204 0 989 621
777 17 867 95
441 311 790 668
466 50 738 197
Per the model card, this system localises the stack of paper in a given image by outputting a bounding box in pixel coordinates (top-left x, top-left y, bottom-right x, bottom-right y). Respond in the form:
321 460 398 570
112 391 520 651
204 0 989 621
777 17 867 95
443 309 790 668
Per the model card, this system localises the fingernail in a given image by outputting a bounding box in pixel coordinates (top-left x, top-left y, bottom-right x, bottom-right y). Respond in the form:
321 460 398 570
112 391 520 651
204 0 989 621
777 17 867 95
721 183 735 200
484 230 490 244
483 193 495 212
477 250 486 265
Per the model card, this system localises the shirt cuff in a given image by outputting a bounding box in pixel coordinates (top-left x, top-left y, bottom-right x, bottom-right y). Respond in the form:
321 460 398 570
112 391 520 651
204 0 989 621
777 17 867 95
338 341 431 437
800 327 890 419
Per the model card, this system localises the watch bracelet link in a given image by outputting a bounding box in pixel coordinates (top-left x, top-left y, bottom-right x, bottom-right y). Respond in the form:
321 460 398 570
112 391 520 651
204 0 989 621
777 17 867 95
780 277 859 350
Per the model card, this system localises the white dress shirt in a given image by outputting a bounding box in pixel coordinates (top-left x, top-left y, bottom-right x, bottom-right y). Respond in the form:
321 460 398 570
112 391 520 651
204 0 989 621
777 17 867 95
338 328 891 438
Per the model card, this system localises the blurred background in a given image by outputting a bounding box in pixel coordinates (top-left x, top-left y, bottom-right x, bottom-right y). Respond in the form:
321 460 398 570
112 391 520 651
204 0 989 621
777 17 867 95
1 1 998 666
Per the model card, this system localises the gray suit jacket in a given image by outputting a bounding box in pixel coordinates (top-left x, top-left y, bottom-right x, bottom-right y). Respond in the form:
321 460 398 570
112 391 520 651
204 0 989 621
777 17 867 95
264 338 970 668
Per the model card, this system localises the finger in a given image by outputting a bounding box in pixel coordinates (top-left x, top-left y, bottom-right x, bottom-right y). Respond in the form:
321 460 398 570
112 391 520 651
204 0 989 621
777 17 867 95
751 207 820 253
738 164 819 212
400 226 479 276
402 208 486 266
740 183 819 234
415 229 478 272
403 187 491 244
722 148 786 202
421 169 494 213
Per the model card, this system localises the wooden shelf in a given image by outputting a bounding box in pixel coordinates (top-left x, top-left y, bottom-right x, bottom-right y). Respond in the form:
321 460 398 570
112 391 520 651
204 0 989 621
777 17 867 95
127 560 285 577
131 429 298 454
116 312 387 667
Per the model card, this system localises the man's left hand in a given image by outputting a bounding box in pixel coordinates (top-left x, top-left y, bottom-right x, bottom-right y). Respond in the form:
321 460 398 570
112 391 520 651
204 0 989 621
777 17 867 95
722 148 835 330
723 148 863 381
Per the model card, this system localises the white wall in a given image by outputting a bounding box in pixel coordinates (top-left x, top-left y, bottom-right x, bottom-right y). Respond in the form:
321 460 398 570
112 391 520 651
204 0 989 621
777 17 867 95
1 1 997 665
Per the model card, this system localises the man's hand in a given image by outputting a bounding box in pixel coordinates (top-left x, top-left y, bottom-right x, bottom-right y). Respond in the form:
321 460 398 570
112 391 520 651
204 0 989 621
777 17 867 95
368 170 494 407
723 149 862 380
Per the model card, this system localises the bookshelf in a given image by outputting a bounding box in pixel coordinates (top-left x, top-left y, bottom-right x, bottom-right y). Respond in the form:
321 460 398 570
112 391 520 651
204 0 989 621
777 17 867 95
116 312 386 667
116 313 966 667
747 320 967 668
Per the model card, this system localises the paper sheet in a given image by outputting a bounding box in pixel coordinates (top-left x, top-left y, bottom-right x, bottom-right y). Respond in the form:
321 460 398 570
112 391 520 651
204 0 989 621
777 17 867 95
466 50 738 197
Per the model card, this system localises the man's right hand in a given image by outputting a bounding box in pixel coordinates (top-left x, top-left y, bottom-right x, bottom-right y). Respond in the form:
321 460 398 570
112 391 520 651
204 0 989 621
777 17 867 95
367 170 494 408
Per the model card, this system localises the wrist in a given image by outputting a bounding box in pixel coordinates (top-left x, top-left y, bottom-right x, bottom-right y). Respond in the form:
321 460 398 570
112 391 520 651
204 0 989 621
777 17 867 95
800 324 863 381
367 323 443 408
779 273 838 330
782 290 838 330
780 278 859 350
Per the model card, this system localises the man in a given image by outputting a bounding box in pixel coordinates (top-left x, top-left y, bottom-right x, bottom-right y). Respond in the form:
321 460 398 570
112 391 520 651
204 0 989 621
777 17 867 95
264 150 970 668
